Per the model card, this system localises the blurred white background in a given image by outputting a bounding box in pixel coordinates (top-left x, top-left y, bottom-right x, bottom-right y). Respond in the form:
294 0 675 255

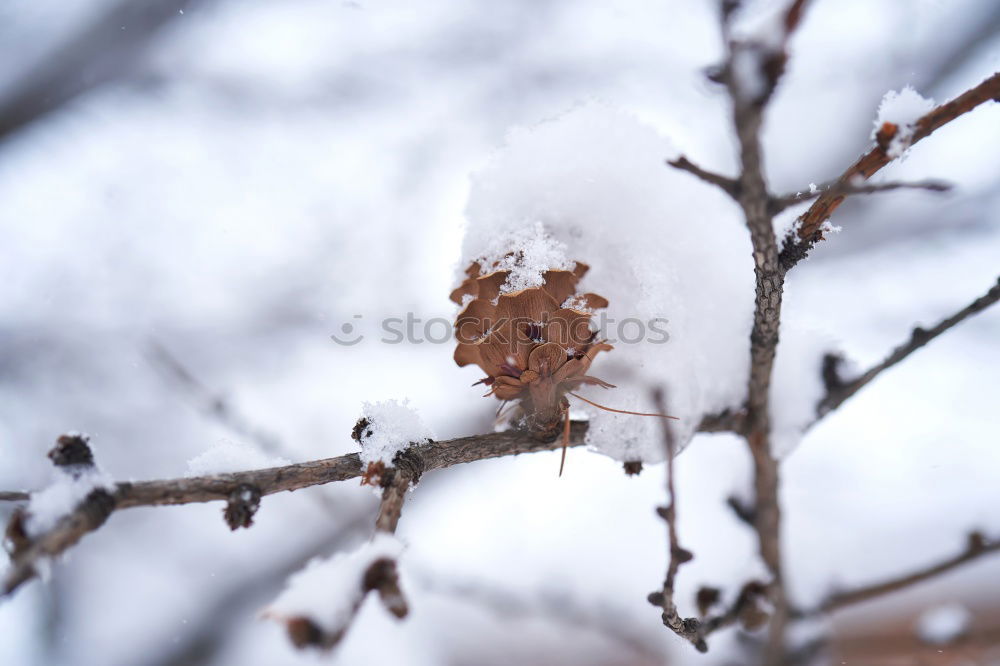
1 0 998 664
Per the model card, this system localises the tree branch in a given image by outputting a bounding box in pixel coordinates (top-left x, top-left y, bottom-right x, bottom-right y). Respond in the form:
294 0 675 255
374 455 421 534
770 178 951 214
816 275 1000 420
780 71 1000 270
648 388 705 652
795 532 1000 617
712 1 812 661
2 423 589 597
667 155 740 199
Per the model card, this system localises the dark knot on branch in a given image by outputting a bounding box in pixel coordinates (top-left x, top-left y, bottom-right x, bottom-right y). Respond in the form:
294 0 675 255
48 433 95 470
224 484 261 530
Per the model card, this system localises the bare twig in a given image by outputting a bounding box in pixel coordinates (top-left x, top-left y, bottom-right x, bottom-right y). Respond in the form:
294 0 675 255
698 408 746 433
699 580 770 635
795 532 1000 617
816 276 1000 419
780 71 1000 270
649 389 768 653
2 423 589 597
770 178 952 214
0 491 30 502
667 155 740 199
648 388 704 652
374 454 421 534
726 495 756 527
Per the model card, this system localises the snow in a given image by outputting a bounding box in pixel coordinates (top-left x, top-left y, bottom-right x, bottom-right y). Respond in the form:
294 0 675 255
263 533 404 634
471 221 574 296
769 326 847 457
915 602 971 645
25 467 115 536
185 439 291 476
460 104 754 462
872 86 936 159
357 399 434 467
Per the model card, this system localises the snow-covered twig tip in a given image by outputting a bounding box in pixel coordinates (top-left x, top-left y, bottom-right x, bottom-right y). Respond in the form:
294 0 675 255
262 534 406 650
353 399 433 486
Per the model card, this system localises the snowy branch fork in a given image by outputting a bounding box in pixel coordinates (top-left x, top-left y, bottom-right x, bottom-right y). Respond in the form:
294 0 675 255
661 0 1000 663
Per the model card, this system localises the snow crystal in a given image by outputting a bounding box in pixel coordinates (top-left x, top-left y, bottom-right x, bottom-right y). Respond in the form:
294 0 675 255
357 399 434 467
471 221 573 295
916 602 971 645
26 467 115 536
263 533 404 632
872 86 936 159
185 439 290 476
461 103 754 462
561 295 594 312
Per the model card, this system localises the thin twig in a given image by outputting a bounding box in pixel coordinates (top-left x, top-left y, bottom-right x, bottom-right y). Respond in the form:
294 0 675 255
374 458 419 534
816 276 1000 419
794 532 1000 617
781 71 1000 270
667 156 740 199
0 491 30 502
648 388 705 652
770 178 952 214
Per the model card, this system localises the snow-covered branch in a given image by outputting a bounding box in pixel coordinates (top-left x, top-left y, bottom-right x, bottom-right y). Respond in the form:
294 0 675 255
2 423 591 597
780 71 1000 270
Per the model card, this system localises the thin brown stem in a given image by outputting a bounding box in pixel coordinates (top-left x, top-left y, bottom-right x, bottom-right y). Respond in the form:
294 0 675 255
375 467 416 534
770 178 951 214
795 532 1000 617
816 276 1000 420
667 155 740 199
649 388 705 652
781 71 1000 270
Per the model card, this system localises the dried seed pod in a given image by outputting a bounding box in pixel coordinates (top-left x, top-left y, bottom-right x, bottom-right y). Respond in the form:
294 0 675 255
452 259 614 437
452 255 676 474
